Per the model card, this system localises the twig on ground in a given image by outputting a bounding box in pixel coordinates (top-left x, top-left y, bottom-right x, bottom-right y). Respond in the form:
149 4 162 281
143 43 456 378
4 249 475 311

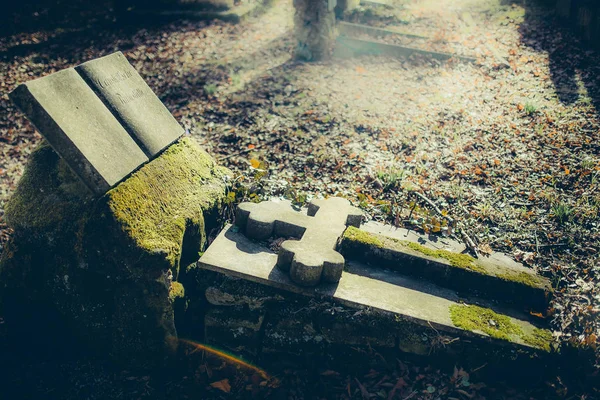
459 226 479 258
413 191 454 223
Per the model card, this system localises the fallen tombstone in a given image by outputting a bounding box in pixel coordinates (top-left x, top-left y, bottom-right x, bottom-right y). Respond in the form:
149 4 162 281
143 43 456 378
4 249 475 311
1 52 230 368
194 198 557 377
335 28 477 63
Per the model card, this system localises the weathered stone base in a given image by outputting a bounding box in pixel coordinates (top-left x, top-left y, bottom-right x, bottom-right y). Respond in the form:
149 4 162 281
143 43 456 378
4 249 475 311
190 224 556 379
187 264 557 384
0 137 230 369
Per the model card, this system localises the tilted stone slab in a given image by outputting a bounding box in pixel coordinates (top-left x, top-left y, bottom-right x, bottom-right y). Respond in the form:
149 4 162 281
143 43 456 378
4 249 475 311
9 68 148 195
76 52 183 157
340 223 553 313
334 36 476 63
198 224 554 358
236 198 362 286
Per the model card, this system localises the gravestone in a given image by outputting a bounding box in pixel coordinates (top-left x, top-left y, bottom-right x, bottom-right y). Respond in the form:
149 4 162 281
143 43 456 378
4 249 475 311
1 53 230 368
76 52 184 157
9 51 182 196
194 198 557 375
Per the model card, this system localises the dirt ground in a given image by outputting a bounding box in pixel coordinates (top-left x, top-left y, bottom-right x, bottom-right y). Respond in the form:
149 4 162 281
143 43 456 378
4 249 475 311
1 0 599 398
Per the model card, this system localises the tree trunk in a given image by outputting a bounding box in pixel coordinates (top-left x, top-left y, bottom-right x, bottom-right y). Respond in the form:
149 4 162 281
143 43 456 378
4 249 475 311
294 0 337 61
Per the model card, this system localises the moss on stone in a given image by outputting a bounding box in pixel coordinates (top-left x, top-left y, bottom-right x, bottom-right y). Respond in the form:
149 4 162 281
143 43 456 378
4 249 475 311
450 304 553 352
450 304 523 341
497 271 545 289
342 228 484 273
5 142 92 234
169 282 185 301
106 137 230 273
523 328 553 352
1 136 231 368
402 241 485 273
343 226 384 248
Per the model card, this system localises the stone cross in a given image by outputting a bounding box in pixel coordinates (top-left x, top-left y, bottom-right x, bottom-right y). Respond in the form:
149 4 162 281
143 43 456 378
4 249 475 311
10 52 183 196
236 197 362 286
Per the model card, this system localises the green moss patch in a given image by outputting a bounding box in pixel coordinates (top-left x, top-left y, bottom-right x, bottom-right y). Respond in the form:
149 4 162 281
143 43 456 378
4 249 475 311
450 305 553 351
341 228 550 292
523 328 554 352
403 241 483 273
343 226 384 248
342 227 484 273
107 137 230 271
497 271 545 288
169 282 185 301
450 304 523 341
5 143 92 233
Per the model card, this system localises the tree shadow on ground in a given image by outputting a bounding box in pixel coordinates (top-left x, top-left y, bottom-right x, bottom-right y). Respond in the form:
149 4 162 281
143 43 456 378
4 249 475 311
1 0 116 39
508 0 600 113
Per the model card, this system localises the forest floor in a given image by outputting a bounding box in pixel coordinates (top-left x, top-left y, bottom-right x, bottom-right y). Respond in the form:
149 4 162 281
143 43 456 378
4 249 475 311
1 0 599 398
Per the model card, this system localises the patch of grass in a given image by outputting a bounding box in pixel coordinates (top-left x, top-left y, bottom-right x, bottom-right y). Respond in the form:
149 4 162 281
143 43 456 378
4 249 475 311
524 102 537 115
204 83 218 96
551 201 573 224
450 304 523 341
580 157 596 170
377 168 405 190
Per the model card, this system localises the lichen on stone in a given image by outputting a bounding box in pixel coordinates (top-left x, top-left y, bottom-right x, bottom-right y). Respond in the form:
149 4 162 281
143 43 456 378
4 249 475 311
402 241 484 273
1 136 231 368
4 142 92 235
169 282 185 301
341 227 484 273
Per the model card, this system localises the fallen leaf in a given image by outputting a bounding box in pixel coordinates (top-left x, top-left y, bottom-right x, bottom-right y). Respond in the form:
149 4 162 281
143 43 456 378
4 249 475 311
210 379 231 393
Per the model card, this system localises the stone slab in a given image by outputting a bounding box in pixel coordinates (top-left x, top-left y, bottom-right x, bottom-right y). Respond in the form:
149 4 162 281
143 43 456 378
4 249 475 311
9 68 148 195
198 224 547 351
76 52 183 157
334 36 476 63
346 222 552 312
338 21 428 40
361 221 532 273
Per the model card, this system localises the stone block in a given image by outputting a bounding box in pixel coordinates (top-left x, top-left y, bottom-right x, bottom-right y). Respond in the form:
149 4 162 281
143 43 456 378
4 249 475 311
262 303 325 355
205 307 264 356
10 52 184 196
